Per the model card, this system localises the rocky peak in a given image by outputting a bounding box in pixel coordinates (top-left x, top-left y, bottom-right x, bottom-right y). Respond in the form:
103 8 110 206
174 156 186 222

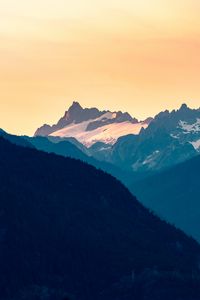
63 101 84 122
179 103 189 111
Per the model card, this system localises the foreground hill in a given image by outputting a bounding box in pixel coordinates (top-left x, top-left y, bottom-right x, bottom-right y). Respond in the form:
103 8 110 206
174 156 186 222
131 154 200 242
0 130 134 185
0 137 200 299
24 135 135 185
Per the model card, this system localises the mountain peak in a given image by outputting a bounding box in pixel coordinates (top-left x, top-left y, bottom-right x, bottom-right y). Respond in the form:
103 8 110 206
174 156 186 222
70 101 82 110
179 103 189 111
65 101 83 119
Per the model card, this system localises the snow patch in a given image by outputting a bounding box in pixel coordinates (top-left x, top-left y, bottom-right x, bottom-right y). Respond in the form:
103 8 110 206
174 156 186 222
179 119 200 134
190 139 200 151
50 113 149 147
170 133 179 139
142 151 160 165
132 150 160 171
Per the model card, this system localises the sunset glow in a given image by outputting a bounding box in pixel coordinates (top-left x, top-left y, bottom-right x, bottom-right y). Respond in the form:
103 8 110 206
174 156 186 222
1 0 200 135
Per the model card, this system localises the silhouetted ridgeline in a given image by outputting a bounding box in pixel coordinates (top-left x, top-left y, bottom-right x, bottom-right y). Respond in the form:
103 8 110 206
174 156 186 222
0 137 200 300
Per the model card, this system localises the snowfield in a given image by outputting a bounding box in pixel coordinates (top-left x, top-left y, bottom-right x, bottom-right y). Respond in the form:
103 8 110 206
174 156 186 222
50 112 148 147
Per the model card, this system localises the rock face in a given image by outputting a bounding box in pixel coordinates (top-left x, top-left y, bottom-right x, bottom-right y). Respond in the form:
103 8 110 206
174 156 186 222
34 101 106 137
34 102 150 146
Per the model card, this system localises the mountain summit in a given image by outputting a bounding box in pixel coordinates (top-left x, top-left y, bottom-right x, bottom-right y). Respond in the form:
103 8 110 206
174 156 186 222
34 102 105 137
63 101 104 124
35 102 151 146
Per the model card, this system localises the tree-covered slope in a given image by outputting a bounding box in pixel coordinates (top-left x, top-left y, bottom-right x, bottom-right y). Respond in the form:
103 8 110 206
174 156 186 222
0 137 200 300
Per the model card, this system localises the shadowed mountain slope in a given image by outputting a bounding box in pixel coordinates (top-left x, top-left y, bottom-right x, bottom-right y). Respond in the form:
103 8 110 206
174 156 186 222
131 154 200 242
0 137 200 299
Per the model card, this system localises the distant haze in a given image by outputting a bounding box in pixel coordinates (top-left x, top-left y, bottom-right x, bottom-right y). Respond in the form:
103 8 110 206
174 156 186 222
0 0 200 135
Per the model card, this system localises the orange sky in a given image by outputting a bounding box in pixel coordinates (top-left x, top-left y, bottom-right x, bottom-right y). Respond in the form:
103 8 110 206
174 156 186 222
0 0 200 135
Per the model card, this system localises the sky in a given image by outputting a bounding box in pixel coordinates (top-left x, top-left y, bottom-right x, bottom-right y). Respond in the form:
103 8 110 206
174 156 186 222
0 0 200 135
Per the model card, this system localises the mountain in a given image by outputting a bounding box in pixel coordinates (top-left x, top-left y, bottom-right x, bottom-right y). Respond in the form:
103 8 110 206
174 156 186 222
140 103 200 154
25 136 89 161
102 104 200 173
0 130 135 186
130 154 200 243
0 128 34 149
20 135 134 185
35 102 200 174
88 141 113 161
35 102 151 146
1 137 200 299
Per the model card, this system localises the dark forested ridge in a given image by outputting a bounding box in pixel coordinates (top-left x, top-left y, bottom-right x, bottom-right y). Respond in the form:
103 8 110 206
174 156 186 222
0 130 135 186
131 154 200 242
25 136 135 185
0 129 34 149
0 137 200 300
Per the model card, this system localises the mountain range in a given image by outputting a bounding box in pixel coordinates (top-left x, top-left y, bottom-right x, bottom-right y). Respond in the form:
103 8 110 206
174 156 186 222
1 100 200 298
35 102 200 174
33 102 200 244
1 136 200 300
89 103 200 173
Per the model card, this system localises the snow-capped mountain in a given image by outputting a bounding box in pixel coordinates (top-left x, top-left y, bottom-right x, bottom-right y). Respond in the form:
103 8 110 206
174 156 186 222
96 104 200 173
149 103 200 153
35 102 151 146
35 102 200 173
